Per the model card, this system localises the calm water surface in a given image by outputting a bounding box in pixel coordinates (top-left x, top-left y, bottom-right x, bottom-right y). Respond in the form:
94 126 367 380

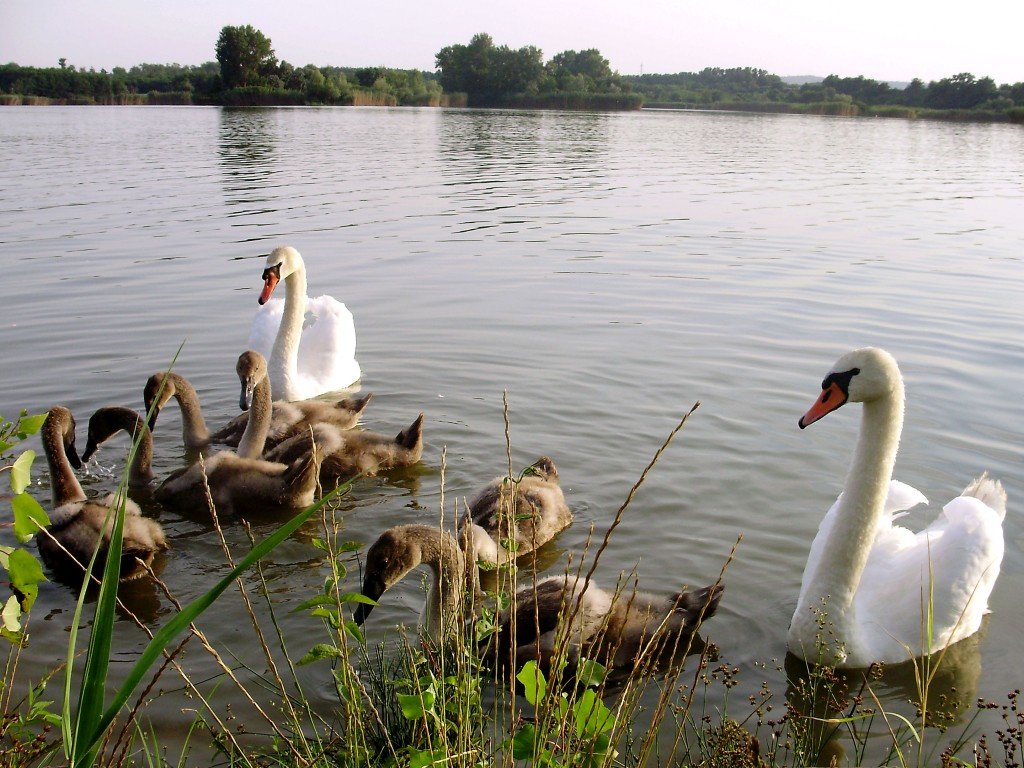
1 106 1022 762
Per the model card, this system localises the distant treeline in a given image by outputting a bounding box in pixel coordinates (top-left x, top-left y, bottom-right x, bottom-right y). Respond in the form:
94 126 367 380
627 68 1024 122
0 60 445 107
2 26 1022 121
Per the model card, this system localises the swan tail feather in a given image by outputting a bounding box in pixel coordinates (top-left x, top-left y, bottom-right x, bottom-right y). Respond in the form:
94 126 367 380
396 413 425 452
961 472 1007 521
339 392 373 416
671 584 723 623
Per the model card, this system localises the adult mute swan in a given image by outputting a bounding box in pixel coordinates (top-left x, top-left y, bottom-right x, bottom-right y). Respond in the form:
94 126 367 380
788 347 1006 668
247 245 360 401
353 524 722 674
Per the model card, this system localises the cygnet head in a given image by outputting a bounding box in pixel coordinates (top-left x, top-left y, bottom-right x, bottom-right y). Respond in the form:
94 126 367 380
258 245 303 305
799 347 901 429
236 350 268 410
353 525 428 626
46 405 82 470
143 372 175 432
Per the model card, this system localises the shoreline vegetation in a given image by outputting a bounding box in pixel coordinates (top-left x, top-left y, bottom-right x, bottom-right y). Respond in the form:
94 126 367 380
2 26 1022 124
4 401 1021 767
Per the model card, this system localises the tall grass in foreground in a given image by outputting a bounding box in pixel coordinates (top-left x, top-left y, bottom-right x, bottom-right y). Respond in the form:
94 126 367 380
2 395 1021 766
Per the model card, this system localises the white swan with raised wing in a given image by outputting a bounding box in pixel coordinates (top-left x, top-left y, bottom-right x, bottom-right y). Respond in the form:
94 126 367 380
788 347 1005 668
248 245 360 401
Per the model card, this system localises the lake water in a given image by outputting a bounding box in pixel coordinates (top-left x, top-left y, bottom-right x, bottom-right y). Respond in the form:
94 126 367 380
2 105 1022 763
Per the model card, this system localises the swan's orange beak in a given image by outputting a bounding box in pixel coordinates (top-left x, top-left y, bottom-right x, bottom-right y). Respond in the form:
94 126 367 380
799 382 847 429
258 270 279 305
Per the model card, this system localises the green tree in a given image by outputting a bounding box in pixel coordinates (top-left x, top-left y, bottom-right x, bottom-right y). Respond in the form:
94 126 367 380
925 72 997 109
215 24 277 89
435 33 544 105
549 48 612 84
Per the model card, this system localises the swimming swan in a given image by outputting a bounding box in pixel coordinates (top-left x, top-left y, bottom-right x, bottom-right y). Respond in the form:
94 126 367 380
38 406 166 581
264 411 424 484
247 245 360 401
151 351 334 516
459 456 573 566
788 347 1006 668
144 370 371 451
354 524 722 674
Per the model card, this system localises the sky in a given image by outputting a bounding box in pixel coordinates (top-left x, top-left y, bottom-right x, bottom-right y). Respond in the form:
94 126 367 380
2 0 1022 85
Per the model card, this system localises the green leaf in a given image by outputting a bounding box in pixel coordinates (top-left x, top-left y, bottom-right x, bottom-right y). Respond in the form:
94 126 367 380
12 493 49 542
8 547 46 611
337 592 377 605
407 747 448 768
517 660 547 706
10 450 36 494
2 595 22 633
297 643 344 666
509 723 540 760
576 658 608 688
398 690 437 720
573 689 616 738
17 413 46 437
292 594 336 612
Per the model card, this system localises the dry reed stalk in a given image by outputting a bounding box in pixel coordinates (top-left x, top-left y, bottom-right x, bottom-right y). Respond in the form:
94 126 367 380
192 458 307 764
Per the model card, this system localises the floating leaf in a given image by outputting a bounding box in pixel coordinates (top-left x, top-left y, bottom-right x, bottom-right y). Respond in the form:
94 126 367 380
10 450 36 494
12 493 49 542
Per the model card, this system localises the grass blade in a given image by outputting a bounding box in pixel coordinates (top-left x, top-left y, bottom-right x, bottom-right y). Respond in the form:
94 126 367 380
78 482 351 760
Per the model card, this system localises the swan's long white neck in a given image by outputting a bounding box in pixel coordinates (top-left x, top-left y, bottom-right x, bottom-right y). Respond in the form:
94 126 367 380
268 263 307 398
800 377 904 639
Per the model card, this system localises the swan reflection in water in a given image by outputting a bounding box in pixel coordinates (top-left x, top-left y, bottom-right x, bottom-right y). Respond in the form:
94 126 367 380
784 620 986 766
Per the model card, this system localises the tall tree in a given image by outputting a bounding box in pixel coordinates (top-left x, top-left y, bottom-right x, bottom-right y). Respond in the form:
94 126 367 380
215 25 277 89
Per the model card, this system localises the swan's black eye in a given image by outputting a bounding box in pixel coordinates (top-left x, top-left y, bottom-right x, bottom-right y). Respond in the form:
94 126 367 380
822 367 860 395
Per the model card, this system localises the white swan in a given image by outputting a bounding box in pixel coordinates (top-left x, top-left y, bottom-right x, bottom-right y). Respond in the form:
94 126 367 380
247 245 360 402
788 347 1006 668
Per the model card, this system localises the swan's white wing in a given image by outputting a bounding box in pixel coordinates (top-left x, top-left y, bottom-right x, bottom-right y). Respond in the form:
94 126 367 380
293 295 359 388
247 294 360 400
797 480 927 609
855 491 1003 662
